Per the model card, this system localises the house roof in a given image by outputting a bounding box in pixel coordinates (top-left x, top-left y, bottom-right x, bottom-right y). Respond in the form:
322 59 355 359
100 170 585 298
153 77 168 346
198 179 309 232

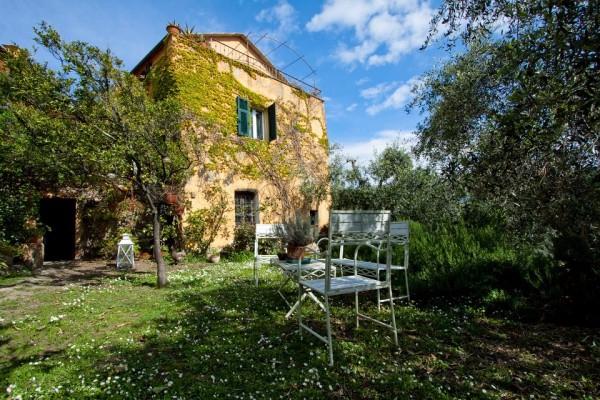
131 27 322 98
131 31 277 77
130 35 169 75
195 33 280 75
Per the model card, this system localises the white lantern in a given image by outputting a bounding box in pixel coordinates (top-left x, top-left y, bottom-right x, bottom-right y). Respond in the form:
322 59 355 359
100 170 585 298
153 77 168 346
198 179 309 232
116 233 135 270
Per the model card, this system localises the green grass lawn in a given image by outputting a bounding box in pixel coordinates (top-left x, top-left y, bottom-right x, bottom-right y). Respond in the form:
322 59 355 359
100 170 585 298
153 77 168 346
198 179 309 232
1 261 598 399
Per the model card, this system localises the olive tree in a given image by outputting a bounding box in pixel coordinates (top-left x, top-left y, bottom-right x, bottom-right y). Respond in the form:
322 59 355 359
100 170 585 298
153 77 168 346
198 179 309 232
2 24 200 287
413 0 600 304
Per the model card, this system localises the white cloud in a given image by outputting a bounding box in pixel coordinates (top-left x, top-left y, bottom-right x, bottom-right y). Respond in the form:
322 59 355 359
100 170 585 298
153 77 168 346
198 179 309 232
362 76 420 115
256 0 298 40
356 77 370 86
346 103 358 111
306 0 434 66
339 129 417 164
360 81 397 99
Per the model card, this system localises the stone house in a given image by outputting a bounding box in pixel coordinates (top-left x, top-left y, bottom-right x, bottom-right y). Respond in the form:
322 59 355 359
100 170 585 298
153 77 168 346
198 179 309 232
1 25 329 261
130 24 330 249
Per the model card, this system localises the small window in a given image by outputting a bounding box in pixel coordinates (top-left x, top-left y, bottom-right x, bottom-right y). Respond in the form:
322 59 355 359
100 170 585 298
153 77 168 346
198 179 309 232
235 191 258 225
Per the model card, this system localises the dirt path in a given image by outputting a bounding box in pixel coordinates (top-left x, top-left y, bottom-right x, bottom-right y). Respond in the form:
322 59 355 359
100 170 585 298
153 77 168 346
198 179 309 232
0 260 157 302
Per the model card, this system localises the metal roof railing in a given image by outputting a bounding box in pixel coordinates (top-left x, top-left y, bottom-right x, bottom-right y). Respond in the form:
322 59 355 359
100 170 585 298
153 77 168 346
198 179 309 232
208 37 322 98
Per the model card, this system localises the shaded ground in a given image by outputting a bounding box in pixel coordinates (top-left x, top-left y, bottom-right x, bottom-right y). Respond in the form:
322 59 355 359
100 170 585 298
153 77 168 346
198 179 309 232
0 262 598 399
0 260 158 301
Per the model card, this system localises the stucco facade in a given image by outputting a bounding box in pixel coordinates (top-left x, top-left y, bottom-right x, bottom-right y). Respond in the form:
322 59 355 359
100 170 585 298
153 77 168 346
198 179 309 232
132 25 330 248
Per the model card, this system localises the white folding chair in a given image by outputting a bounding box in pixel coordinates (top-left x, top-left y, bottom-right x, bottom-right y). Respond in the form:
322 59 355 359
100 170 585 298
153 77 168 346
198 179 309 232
253 224 282 286
336 222 410 309
297 210 399 366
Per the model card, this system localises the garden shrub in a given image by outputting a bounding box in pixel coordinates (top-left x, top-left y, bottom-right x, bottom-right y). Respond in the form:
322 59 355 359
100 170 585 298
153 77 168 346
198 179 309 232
230 223 255 252
406 221 525 297
184 209 209 253
184 187 229 256
222 223 284 260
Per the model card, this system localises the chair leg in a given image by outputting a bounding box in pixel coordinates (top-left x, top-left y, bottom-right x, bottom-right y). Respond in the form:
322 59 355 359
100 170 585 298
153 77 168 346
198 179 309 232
377 269 381 311
388 284 399 346
298 284 303 338
254 259 258 286
277 276 292 307
355 291 359 328
404 268 410 302
325 295 334 366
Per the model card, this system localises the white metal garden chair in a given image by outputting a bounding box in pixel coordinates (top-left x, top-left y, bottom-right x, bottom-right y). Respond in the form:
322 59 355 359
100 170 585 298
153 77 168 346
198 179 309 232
271 257 334 318
334 222 410 309
297 210 399 366
253 224 282 286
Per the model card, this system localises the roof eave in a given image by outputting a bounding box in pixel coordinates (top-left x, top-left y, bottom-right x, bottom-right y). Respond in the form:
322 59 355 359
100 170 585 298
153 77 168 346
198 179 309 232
131 34 168 75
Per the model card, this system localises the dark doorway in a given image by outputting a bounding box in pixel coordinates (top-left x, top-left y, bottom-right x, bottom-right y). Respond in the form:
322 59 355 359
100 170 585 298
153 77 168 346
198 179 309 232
40 198 76 261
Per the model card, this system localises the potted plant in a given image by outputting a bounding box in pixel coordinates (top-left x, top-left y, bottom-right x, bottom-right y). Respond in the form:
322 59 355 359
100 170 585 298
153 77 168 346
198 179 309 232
275 212 316 261
166 21 181 36
164 191 178 205
207 247 221 263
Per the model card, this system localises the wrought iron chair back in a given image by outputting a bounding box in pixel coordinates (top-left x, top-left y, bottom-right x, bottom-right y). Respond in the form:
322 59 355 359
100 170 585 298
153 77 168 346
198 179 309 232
368 221 409 269
389 221 409 244
329 210 391 244
324 210 392 292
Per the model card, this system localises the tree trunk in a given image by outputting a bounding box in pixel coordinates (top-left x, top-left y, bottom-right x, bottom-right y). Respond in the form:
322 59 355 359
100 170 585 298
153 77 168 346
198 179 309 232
153 209 168 288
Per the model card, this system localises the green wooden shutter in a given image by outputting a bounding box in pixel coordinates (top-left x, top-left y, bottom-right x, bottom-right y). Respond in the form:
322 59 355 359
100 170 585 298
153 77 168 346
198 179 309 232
268 103 277 141
237 97 250 136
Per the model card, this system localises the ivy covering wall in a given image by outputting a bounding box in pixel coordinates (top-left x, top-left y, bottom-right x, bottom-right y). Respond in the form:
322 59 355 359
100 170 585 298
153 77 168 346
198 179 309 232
145 33 330 221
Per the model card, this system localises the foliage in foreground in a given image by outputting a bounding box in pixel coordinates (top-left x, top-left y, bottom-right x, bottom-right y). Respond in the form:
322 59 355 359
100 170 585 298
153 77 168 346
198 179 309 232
413 0 600 313
331 143 596 324
1 262 598 399
0 24 203 286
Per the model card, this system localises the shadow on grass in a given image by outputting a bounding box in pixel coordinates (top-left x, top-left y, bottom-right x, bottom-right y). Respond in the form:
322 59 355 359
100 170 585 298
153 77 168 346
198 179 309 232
2 265 599 399
0 261 152 290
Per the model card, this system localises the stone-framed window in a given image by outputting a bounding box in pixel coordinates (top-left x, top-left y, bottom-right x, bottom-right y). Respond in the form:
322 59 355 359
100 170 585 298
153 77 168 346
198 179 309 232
234 190 258 225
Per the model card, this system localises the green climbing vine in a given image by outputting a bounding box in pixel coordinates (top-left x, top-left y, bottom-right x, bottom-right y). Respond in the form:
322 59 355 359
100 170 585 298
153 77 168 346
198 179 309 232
146 32 330 222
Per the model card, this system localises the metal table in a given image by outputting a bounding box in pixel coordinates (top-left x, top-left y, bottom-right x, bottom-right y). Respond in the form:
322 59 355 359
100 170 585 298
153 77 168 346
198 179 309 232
270 259 335 318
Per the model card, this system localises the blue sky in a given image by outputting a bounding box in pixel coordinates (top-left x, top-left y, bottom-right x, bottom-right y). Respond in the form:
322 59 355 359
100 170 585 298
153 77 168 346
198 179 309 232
1 0 445 163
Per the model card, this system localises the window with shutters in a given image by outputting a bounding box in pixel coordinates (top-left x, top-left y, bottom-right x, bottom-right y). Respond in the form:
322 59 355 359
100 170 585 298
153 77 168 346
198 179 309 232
234 191 258 225
237 96 277 141
267 103 277 141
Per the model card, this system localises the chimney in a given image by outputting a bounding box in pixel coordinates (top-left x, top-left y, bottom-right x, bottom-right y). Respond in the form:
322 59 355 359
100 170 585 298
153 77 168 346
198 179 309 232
166 24 181 36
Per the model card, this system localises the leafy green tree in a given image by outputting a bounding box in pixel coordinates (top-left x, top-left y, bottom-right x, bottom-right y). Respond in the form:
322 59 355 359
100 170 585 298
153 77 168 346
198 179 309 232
0 44 107 245
1 24 200 287
331 144 462 225
413 0 600 304
368 145 412 188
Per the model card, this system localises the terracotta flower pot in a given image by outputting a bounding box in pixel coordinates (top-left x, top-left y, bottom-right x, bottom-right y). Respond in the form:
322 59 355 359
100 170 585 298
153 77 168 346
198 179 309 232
287 245 305 260
164 192 178 205
166 24 181 35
